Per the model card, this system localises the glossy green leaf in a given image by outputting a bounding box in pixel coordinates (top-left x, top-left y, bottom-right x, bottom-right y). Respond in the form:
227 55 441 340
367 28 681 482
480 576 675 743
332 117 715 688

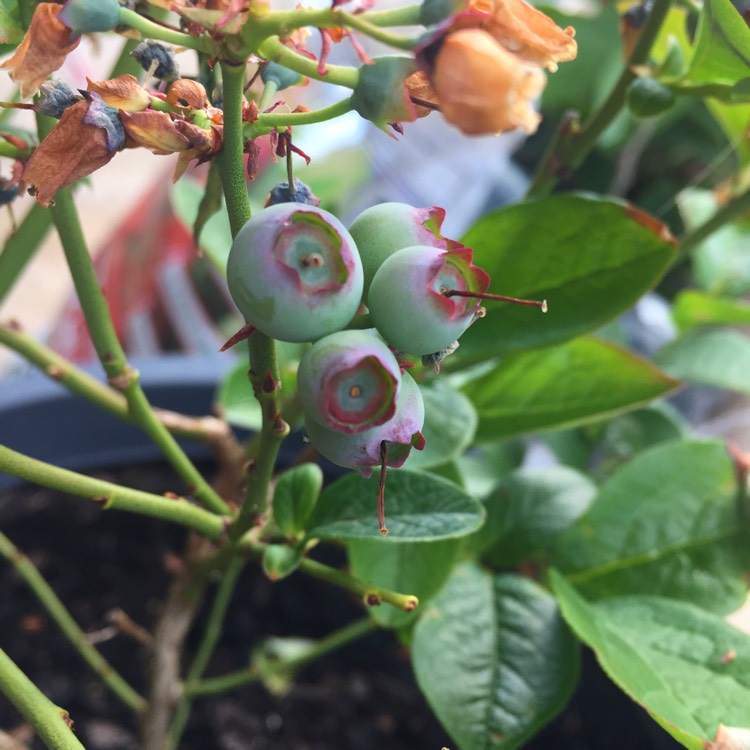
347 538 460 628
553 440 747 613
655 329 750 395
551 573 750 748
667 0 750 100
413 564 579 750
272 463 323 537
466 337 679 440
403 380 477 470
307 470 484 542
470 466 596 566
216 362 262 430
458 194 677 360
672 290 750 330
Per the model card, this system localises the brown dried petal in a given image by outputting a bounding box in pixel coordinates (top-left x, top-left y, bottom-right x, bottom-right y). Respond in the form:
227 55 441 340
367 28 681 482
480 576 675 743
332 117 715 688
481 0 577 71
404 71 439 118
432 29 545 136
86 75 151 112
167 79 209 110
0 3 80 98
119 110 193 154
20 99 115 206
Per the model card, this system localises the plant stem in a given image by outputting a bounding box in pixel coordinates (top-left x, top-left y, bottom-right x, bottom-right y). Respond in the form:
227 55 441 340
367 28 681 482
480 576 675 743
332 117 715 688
0 322 243 455
360 4 423 26
296 555 419 611
526 0 674 198
167 557 246 748
248 97 353 134
0 141 22 158
0 649 86 750
0 531 147 714
679 183 750 255
256 37 360 88
117 7 217 54
0 445 227 539
0 204 52 308
187 617 377 697
337 11 420 50
37 114 229 516
215 62 287 534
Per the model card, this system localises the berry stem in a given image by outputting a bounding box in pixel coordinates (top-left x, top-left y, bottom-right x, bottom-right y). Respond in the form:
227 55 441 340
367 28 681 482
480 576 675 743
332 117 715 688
117 7 217 54
443 289 548 312
378 442 389 536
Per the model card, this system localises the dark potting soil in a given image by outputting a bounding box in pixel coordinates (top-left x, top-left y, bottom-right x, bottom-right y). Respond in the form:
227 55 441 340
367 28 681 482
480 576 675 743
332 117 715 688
0 462 680 750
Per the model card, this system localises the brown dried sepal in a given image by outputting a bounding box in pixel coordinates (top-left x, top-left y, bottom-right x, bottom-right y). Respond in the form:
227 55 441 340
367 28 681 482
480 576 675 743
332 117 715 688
167 79 209 110
0 3 80 98
86 75 151 112
404 71 439 118
20 99 118 207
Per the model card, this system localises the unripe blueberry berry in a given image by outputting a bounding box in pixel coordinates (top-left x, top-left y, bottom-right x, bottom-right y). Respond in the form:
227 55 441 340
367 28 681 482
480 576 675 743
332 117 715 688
348 203 458 299
227 204 364 343
297 330 401 434
59 0 120 33
305 371 425 477
368 246 490 355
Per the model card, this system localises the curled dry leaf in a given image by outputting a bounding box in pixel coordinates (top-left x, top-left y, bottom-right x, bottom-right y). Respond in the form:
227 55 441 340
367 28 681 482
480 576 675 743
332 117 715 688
0 3 80 98
86 75 152 112
20 99 119 206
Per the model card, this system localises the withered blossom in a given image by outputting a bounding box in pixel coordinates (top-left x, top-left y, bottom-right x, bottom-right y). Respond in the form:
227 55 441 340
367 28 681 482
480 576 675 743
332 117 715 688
166 79 209 110
119 110 221 180
20 95 123 206
475 0 577 71
431 29 545 136
0 3 80 98
86 75 152 112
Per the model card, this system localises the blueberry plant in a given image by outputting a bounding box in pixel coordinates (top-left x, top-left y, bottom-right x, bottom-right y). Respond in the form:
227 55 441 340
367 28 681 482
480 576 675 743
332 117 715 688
1 0 750 749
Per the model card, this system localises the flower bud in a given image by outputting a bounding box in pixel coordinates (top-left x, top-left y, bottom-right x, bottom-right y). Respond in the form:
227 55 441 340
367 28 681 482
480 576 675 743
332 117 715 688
261 61 305 91
59 0 120 34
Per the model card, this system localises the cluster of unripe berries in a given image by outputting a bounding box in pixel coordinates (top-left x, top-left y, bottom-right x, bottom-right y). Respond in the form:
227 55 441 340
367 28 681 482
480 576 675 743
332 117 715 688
226 199 540 484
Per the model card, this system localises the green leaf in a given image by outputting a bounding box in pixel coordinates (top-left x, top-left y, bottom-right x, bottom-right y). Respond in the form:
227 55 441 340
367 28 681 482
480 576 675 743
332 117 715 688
307 470 484 542
262 544 302 581
347 538 460 628
553 440 747 613
469 466 596 566
655 329 750 395
551 573 750 748
413 564 579 750
457 194 677 360
272 463 323 537
672 290 750 330
466 337 679 440
667 0 750 100
0 2 22 44
403 380 477 470
216 362 262 431
678 190 750 297
171 177 234 274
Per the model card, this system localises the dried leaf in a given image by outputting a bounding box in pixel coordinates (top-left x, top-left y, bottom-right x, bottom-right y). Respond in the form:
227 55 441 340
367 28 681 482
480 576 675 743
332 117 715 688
86 75 151 112
0 3 80 98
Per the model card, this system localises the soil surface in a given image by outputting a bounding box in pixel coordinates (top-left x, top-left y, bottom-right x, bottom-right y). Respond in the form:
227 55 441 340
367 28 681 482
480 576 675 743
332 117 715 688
0 463 680 750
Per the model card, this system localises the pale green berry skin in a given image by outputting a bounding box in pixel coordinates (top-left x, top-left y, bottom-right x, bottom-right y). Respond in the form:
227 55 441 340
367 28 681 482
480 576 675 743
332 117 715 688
348 203 455 300
59 0 120 32
297 329 401 434
305 372 425 477
368 245 487 355
227 203 364 343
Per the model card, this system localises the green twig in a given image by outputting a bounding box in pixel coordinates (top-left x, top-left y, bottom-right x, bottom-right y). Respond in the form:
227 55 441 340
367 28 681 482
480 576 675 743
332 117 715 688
0 531 147 714
0 649 86 750
0 204 52 308
359 4 423 26
247 97 353 135
0 322 242 451
337 10 420 50
526 0 674 197
117 7 217 54
186 617 377 697
256 37 360 88
168 557 246 749
215 62 287 534
297 555 419 611
37 111 229 516
679 183 750 255
0 445 228 539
